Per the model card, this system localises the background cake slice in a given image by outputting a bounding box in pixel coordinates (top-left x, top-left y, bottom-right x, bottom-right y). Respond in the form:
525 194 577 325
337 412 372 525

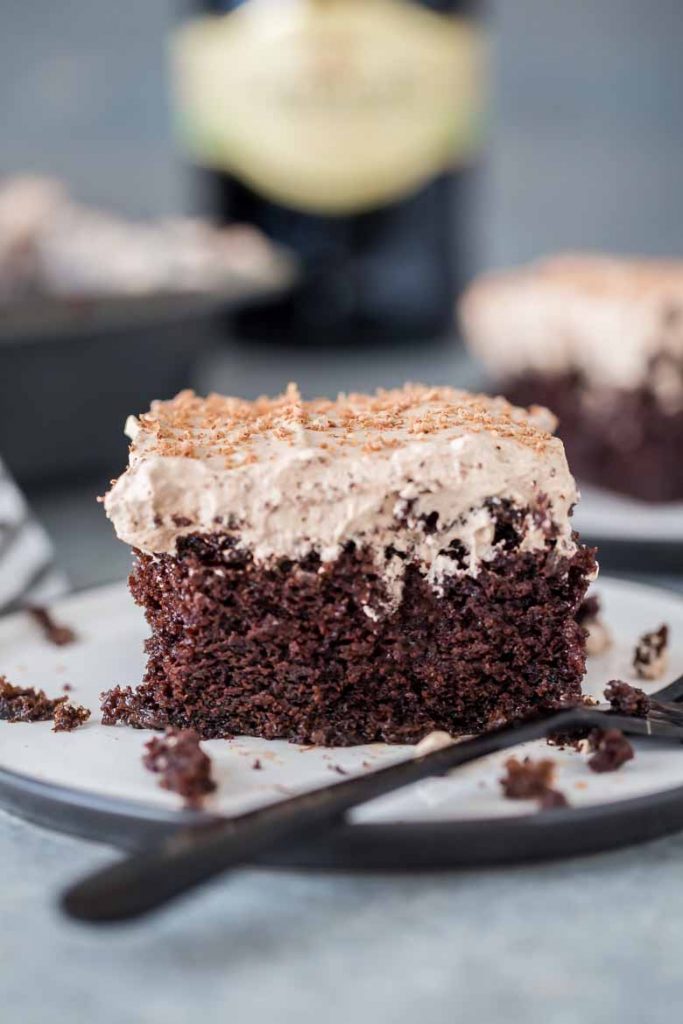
460 253 683 503
103 384 596 746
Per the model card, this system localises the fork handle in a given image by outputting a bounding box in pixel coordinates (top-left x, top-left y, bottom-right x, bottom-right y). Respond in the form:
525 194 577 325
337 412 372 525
60 705 657 924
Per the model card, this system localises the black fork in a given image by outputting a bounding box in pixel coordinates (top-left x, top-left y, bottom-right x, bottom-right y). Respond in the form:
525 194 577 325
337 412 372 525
62 673 683 924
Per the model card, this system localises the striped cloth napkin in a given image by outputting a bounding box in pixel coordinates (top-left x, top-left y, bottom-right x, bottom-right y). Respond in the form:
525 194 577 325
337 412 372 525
0 457 66 614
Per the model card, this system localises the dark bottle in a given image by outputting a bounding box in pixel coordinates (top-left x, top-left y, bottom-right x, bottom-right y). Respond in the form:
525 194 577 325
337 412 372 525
172 0 485 345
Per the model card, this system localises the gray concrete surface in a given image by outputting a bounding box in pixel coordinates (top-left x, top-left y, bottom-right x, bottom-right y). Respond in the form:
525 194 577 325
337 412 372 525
4 809 683 1024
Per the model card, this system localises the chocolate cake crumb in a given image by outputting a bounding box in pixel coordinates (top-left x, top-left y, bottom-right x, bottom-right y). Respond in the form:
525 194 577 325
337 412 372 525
100 685 168 730
26 605 76 647
546 728 590 752
633 625 669 681
0 675 66 722
587 729 634 773
604 680 651 718
329 764 348 776
500 757 556 799
123 535 595 745
142 728 216 807
52 702 91 732
500 757 568 811
62 683 73 692
538 788 569 810
251 758 263 770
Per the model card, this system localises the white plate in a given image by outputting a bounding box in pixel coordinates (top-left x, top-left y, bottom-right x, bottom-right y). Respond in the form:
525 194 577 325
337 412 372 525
0 576 681 829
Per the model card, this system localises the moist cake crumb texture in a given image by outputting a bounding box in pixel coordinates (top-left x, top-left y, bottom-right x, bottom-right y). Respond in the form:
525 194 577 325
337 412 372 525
604 680 652 718
52 702 91 732
107 533 596 744
587 729 634 773
142 728 216 807
102 383 597 746
0 676 67 723
100 684 169 731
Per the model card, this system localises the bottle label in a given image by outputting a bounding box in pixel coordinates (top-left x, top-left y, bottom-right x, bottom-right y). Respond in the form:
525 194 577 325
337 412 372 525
172 0 486 216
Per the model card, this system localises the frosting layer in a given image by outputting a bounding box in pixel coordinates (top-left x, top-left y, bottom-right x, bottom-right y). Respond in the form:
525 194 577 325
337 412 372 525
104 384 580 592
460 254 683 398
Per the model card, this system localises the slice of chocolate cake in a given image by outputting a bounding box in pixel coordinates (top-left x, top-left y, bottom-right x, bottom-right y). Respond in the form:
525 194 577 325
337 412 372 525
103 384 596 746
460 254 683 503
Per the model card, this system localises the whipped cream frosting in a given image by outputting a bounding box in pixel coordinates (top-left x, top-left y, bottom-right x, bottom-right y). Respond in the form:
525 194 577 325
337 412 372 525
104 385 580 600
460 254 683 403
0 174 287 300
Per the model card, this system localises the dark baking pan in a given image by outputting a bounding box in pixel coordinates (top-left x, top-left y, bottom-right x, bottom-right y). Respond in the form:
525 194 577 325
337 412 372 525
0 272 294 488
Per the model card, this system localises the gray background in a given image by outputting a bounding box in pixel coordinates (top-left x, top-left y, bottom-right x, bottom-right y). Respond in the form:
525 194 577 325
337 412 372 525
2 0 682 265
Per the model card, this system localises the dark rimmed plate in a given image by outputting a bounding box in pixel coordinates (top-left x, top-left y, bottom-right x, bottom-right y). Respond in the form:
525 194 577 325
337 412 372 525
4 763 683 869
0 577 682 868
573 485 683 575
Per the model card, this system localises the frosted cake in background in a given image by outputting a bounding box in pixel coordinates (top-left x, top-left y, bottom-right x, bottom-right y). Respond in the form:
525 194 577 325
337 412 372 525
460 254 683 503
0 175 288 302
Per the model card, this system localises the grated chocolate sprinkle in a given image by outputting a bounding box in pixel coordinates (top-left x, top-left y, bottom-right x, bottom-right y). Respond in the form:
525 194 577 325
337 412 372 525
126 383 558 469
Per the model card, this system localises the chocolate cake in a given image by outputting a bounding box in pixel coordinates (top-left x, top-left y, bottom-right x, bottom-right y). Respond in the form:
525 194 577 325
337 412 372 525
103 383 596 745
460 254 683 502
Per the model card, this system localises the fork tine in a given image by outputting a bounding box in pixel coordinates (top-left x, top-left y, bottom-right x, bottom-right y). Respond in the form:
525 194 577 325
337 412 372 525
650 672 683 704
649 706 683 727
